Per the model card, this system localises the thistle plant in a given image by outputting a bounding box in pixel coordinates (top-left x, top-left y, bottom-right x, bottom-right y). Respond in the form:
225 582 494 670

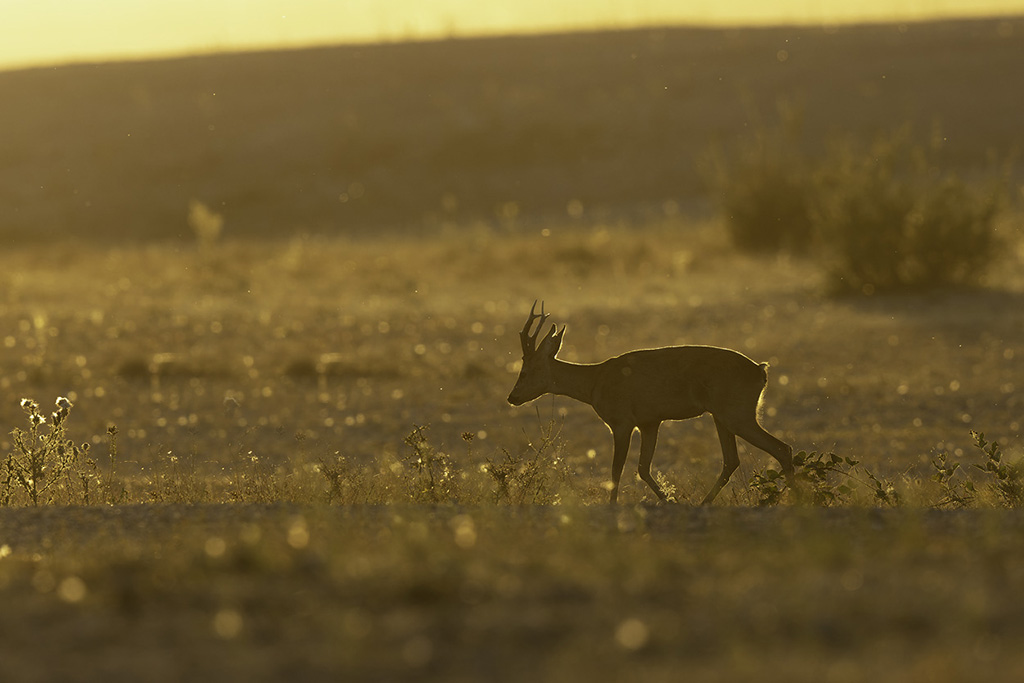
6 397 90 506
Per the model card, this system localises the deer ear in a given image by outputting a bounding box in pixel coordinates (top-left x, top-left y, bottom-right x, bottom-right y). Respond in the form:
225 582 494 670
548 325 565 355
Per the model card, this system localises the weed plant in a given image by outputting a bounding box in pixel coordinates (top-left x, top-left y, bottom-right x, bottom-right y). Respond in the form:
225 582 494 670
402 424 463 504
4 398 90 505
317 452 376 505
970 430 1024 507
482 418 574 505
749 450 900 507
931 450 977 509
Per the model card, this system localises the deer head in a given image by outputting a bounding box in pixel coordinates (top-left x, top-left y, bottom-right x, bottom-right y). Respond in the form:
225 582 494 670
507 300 564 406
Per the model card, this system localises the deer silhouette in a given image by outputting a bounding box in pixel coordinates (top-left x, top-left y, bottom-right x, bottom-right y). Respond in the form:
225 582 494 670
508 301 794 504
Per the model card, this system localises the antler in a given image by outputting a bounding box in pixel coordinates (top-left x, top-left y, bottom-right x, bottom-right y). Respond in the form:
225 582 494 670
520 300 563 357
519 300 548 356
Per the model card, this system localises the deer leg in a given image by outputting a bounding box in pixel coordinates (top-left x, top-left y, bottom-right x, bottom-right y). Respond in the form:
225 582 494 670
608 426 634 503
637 422 668 501
733 419 795 490
702 416 741 505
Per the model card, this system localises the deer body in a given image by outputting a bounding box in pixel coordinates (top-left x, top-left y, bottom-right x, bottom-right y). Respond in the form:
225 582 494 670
508 303 794 504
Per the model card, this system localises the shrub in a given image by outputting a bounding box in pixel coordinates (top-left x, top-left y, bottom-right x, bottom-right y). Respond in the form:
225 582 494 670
708 118 816 253
713 125 1003 293
722 166 816 253
815 133 1001 293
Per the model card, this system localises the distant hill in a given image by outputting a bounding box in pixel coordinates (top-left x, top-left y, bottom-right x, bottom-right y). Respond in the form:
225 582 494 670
2 17 1021 243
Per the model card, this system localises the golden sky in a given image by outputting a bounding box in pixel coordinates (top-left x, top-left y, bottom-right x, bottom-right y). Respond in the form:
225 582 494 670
2 0 1023 70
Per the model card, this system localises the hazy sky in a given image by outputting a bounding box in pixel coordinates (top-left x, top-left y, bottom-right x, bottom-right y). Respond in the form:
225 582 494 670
2 0 1023 70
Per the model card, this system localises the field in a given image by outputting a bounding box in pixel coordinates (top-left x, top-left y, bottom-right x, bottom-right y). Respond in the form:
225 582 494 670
2 16 1024 682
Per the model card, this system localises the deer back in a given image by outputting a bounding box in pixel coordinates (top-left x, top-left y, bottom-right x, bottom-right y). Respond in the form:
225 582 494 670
588 345 767 425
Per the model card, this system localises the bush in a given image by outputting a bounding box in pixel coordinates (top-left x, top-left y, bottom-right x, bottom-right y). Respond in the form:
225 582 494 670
708 117 816 253
713 126 1004 293
816 133 1001 293
721 165 816 253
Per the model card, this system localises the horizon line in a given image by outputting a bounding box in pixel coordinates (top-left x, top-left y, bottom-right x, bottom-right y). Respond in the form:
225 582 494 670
2 10 1021 74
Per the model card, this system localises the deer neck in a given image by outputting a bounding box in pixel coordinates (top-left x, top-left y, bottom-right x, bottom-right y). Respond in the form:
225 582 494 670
549 359 599 406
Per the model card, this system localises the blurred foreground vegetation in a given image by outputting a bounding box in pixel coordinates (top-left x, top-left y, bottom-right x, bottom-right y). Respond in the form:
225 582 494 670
6 503 1024 682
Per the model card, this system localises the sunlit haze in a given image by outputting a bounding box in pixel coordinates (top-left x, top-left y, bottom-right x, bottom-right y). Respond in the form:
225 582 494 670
3 0 1024 70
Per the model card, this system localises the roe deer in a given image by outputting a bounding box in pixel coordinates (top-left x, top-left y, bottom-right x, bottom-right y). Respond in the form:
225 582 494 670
507 301 794 504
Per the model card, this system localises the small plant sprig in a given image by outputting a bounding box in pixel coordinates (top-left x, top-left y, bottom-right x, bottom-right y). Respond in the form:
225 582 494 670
930 450 976 509
102 424 130 504
6 397 90 506
748 466 788 506
864 468 902 507
797 451 856 506
971 431 1024 508
318 453 352 504
403 424 461 504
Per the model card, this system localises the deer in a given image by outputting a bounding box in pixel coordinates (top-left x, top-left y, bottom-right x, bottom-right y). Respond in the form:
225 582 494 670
507 301 794 504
